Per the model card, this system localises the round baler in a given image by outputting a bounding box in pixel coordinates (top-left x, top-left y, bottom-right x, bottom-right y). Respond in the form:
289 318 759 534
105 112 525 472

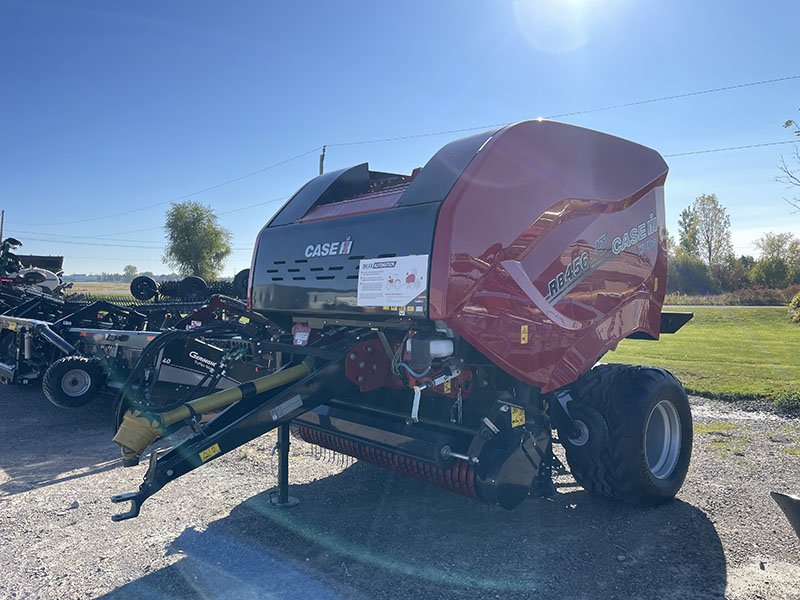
111 120 693 520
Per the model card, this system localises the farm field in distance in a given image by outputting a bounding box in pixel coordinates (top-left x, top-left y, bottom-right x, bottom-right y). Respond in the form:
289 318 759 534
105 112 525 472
67 281 131 292
608 306 800 409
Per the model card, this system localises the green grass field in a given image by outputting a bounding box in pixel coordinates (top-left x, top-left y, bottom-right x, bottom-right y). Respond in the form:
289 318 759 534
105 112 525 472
67 281 130 292
606 307 800 409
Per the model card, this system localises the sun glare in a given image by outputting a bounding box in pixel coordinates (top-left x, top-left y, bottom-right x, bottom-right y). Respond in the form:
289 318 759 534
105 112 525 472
512 0 594 54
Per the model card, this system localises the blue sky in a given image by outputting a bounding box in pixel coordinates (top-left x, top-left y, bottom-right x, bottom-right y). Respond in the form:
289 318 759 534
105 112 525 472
1 0 798 275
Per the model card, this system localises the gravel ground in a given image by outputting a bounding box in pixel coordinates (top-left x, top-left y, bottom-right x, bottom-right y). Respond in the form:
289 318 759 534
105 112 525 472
0 385 798 600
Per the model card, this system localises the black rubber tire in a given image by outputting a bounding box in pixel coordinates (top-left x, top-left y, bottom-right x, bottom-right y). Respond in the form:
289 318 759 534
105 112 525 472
179 276 207 301
232 268 250 299
130 275 157 301
42 356 106 409
563 364 693 506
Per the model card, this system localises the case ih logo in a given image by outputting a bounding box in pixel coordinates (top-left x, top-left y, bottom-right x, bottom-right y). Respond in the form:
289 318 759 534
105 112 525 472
304 237 353 258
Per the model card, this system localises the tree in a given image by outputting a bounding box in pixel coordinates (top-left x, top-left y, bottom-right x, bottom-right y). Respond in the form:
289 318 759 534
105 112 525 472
693 194 733 265
749 257 789 288
677 207 699 258
754 231 800 262
122 265 138 283
753 232 800 286
778 109 800 211
711 254 752 292
666 247 716 294
163 201 232 280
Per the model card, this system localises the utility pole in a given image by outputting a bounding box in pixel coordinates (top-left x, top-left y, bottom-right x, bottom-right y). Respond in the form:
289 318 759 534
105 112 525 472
0 210 4 241
319 146 326 175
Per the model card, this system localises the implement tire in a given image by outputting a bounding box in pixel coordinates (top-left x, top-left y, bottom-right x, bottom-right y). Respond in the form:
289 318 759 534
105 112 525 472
179 276 207 301
43 356 106 409
130 276 157 301
233 268 250 300
564 364 692 506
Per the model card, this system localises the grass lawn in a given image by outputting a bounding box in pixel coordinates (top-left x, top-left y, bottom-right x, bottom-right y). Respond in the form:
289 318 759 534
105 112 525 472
67 281 130 292
606 307 800 408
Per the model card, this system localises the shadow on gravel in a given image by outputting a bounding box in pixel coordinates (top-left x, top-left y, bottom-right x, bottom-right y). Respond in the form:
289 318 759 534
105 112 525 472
0 386 119 497
98 461 728 600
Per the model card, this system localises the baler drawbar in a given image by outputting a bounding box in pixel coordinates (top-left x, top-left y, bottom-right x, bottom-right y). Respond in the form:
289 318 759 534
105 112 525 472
111 120 694 520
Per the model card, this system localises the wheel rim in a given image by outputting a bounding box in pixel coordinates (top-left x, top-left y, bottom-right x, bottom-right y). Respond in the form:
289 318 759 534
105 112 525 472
61 369 91 397
645 399 682 479
568 419 590 446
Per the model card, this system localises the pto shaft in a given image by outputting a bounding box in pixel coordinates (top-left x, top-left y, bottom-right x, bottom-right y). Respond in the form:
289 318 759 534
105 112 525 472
113 362 311 462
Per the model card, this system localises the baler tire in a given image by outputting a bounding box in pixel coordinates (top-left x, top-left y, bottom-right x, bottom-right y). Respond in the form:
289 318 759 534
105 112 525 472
43 356 106 409
179 276 207 301
130 276 157 301
563 364 692 506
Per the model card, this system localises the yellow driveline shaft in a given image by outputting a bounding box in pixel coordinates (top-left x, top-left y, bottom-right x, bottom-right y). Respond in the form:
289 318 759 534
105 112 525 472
113 362 311 460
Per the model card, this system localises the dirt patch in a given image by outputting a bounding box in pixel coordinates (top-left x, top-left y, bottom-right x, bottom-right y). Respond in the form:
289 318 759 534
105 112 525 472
0 388 798 599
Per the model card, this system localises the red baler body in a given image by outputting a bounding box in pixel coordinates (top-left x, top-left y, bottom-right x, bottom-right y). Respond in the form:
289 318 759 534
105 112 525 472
251 120 668 392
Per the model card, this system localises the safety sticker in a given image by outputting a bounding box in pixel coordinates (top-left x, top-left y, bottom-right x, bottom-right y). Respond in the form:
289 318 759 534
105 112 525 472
270 394 303 421
199 443 221 463
520 325 528 344
510 407 526 428
357 254 428 307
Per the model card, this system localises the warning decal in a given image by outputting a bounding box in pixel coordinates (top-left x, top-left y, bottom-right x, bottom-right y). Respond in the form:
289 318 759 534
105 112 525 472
510 407 526 428
199 443 221 463
357 254 429 308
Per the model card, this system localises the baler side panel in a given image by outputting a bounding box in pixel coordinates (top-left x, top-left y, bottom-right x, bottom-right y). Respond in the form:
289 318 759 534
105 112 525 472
430 121 669 391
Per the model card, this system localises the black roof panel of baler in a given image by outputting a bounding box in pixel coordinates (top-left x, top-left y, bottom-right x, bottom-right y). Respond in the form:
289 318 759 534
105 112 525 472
268 126 504 228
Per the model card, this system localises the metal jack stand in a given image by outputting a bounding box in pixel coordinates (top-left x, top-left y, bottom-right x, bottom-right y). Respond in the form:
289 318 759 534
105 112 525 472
268 423 300 509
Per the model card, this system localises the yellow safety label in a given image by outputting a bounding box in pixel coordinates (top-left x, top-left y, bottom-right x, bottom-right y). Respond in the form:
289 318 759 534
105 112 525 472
654 277 659 293
510 407 526 428
199 443 221 463
7 322 16 331
443 380 451 394
520 325 528 344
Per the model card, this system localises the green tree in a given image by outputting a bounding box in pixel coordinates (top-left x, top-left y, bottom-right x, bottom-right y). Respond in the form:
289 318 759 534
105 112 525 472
711 254 752 292
749 257 789 288
693 193 733 265
666 248 716 294
754 231 799 261
122 265 138 283
677 207 699 258
754 232 800 286
163 201 232 280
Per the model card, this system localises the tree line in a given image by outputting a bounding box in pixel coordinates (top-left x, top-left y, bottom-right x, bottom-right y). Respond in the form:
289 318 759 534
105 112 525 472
667 193 799 294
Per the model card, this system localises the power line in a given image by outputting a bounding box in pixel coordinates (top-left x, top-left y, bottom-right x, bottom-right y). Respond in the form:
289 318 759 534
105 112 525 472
12 139 799 250
217 195 290 216
663 140 798 157
16 73 799 232
12 232 254 250
545 74 800 119
327 74 800 147
46 147 321 227
9 228 163 244
13 236 165 249
10 195 292 244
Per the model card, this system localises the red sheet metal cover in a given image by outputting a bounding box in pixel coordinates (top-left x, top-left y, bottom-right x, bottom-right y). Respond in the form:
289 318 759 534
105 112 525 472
300 187 405 222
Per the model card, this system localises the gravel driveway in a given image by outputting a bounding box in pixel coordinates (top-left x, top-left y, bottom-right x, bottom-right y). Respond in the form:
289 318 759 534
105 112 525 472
1 385 798 599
